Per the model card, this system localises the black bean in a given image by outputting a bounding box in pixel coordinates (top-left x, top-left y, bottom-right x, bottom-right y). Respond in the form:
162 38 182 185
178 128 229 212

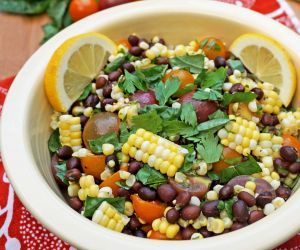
273 157 290 169
276 186 292 200
219 185 234 200
227 68 233 77
108 70 122 82
180 205 201 220
232 200 249 223
134 229 146 238
166 208 180 224
66 157 82 170
229 83 245 94
280 146 298 162
230 222 247 231
199 228 213 238
251 87 264 100
256 191 274 208
57 146 73 160
96 76 107 89
156 57 169 65
248 210 264 224
128 35 139 46
117 188 131 200
158 38 166 45
129 46 143 56
157 184 177 203
202 200 220 217
101 98 115 108
102 84 113 98
122 228 133 235
65 168 81 182
261 113 279 126
175 191 191 206
238 191 256 207
69 197 83 211
288 162 300 173
80 115 89 127
105 154 119 170
122 62 135 73
128 161 142 174
129 216 142 230
214 56 226 68
84 94 99 108
138 187 156 201
131 181 143 193
181 226 197 240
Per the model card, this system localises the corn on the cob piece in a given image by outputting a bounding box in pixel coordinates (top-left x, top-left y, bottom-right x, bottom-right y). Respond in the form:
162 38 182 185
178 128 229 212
121 129 188 177
58 114 82 151
278 110 300 136
50 111 61 129
152 217 180 239
257 82 282 114
92 201 129 232
218 115 259 156
78 175 99 201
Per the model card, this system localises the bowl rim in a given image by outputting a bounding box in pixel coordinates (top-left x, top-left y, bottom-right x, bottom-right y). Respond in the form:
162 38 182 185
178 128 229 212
2 0 300 249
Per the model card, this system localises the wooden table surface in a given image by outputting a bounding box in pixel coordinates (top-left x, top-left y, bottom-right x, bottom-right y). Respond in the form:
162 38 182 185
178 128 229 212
0 1 300 79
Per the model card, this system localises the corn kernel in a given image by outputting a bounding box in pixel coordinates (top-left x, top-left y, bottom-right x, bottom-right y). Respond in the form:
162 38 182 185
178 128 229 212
245 181 256 192
102 143 115 156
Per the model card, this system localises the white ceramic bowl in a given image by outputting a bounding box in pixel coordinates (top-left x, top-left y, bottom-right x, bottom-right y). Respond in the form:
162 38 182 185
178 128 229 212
2 0 300 249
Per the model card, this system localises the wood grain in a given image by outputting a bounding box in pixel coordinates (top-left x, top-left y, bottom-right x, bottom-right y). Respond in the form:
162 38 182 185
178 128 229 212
0 1 300 79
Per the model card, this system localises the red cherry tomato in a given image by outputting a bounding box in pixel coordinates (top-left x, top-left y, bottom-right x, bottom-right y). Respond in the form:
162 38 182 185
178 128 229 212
69 0 99 22
98 0 137 10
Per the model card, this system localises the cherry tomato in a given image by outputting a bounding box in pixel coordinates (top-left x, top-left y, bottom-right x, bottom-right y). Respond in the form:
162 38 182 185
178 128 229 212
198 37 226 60
69 0 99 21
131 194 166 224
213 147 241 174
117 38 132 49
163 69 195 92
282 134 300 156
99 171 122 196
81 155 106 178
98 0 137 10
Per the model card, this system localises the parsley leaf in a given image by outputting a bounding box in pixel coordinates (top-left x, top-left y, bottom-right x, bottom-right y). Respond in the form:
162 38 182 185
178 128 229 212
201 67 227 90
78 84 92 101
222 92 257 106
136 165 167 189
55 162 67 185
227 59 245 72
163 120 195 136
207 171 220 181
104 55 127 74
197 118 230 132
193 88 223 101
180 144 196 173
139 105 180 120
120 70 147 94
132 110 163 133
220 156 262 183
224 157 242 165
116 180 131 190
137 65 168 85
154 78 180 105
175 83 195 97
84 197 125 217
48 128 61 153
169 54 205 73
208 110 228 120
89 133 121 154
120 122 131 144
207 40 221 51
194 69 207 86
196 132 223 164
180 103 197 127
224 198 237 219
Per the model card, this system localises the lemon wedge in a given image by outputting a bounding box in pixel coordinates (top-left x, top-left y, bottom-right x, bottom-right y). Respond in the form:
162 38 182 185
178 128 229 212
229 33 296 107
45 32 117 112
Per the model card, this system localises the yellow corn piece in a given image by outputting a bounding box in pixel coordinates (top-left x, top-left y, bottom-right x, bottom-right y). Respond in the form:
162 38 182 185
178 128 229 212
152 218 180 239
78 175 99 201
258 83 282 114
92 201 129 232
278 110 300 136
122 129 187 177
218 115 259 156
58 114 82 151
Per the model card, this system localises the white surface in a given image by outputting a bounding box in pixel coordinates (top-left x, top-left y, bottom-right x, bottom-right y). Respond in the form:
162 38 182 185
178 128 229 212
2 0 300 249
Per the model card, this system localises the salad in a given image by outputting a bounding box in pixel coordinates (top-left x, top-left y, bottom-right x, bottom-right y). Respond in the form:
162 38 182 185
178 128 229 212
45 32 300 240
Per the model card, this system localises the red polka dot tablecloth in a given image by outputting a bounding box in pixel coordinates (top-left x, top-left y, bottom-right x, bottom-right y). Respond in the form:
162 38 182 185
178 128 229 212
1 1 300 249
